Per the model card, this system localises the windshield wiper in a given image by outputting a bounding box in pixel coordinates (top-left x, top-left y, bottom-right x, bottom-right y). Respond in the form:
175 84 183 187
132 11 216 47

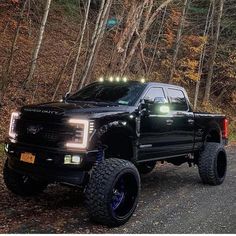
66 99 118 105
92 99 118 105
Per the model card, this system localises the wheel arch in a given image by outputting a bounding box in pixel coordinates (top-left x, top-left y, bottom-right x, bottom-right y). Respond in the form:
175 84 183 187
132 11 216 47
100 126 135 161
203 121 222 144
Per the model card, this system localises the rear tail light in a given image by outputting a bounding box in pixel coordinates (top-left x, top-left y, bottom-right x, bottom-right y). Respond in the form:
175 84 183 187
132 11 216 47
222 118 228 139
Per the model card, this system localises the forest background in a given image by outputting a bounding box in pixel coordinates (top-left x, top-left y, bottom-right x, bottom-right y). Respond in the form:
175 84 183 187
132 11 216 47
0 0 236 142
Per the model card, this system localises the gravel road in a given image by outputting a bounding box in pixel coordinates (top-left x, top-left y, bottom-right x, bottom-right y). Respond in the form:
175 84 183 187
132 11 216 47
0 145 235 234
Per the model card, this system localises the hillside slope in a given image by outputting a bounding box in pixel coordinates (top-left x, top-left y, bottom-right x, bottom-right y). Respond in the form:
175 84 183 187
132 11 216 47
0 1 235 141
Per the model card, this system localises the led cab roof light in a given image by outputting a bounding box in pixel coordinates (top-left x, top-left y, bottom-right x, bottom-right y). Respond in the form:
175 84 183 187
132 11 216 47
141 78 146 83
98 76 129 83
123 77 128 82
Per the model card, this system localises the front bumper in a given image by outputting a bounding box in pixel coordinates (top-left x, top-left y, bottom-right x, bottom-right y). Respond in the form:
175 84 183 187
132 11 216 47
5 140 99 186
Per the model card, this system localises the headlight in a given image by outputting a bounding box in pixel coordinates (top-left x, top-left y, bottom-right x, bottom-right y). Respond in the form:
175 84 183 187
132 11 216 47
66 119 89 149
9 112 20 139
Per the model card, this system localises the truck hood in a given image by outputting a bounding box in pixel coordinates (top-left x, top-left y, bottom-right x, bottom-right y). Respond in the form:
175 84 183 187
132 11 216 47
21 101 134 119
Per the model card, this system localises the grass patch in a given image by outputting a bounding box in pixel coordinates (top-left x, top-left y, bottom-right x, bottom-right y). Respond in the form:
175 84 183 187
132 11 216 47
0 144 4 156
229 121 236 142
0 144 5 170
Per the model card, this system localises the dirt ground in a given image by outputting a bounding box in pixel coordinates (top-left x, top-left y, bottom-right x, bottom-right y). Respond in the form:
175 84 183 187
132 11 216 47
0 144 235 233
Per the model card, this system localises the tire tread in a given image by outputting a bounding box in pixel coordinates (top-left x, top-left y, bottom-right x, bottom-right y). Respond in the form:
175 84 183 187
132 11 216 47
85 158 140 226
198 142 227 185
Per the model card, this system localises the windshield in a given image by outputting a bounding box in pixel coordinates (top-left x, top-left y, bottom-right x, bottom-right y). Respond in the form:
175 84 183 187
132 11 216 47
67 82 146 106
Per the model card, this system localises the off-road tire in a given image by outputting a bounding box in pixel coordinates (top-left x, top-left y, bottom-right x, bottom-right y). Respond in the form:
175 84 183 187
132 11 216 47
3 160 48 196
85 158 140 227
198 142 227 185
137 161 157 174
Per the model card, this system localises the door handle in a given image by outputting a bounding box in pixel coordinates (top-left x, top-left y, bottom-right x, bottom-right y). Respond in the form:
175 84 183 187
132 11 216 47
166 119 174 126
188 119 194 125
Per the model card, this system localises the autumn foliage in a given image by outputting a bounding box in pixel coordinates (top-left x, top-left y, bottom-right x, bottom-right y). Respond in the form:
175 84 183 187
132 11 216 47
0 0 235 140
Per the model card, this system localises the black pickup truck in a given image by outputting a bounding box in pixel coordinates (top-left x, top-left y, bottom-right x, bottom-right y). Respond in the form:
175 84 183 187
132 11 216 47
3 80 228 226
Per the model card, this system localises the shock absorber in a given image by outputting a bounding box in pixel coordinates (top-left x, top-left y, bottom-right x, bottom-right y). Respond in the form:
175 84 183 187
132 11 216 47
96 146 105 163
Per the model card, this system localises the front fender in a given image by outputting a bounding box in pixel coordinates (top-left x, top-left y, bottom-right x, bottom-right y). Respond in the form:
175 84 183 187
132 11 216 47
97 120 135 141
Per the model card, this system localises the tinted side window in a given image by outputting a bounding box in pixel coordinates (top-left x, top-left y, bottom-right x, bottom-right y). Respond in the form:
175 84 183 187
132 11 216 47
168 89 188 111
145 87 165 101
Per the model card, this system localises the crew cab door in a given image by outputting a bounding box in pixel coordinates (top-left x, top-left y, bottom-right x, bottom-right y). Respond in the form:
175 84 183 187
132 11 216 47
138 87 172 160
166 88 194 154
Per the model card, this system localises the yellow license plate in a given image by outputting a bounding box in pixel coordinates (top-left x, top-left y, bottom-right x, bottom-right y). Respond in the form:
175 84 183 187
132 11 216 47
20 152 35 164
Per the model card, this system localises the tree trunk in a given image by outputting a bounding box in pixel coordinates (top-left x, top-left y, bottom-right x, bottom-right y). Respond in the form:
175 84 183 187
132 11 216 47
68 0 91 94
133 0 155 75
194 0 214 110
78 0 112 89
147 5 167 75
168 0 189 83
111 0 147 74
203 0 225 103
24 0 52 88
116 1 141 52
51 48 74 101
215 87 227 102
120 0 175 75
51 6 87 101
0 0 28 105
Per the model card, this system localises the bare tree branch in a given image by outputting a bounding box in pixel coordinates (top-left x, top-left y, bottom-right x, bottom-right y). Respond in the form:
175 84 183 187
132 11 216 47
24 0 52 88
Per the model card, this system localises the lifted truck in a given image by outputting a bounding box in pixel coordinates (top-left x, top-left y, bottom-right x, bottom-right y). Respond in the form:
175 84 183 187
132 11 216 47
4 80 228 226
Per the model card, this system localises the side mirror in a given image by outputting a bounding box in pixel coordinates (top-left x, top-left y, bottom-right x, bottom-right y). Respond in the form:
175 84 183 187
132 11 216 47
139 97 170 116
143 97 170 115
138 98 152 116
143 96 155 104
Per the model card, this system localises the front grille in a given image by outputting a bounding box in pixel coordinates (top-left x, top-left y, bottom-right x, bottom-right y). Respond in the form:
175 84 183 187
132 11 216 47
16 118 83 148
42 131 59 142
